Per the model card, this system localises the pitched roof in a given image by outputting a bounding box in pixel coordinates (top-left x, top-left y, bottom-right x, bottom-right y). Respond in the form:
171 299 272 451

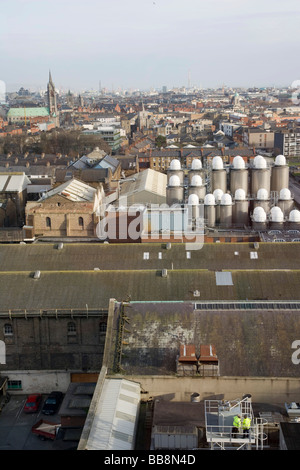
39 178 96 202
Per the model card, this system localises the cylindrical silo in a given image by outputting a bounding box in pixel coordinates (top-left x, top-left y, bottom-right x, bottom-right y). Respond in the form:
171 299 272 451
188 174 206 201
211 156 227 193
213 189 223 225
271 155 289 193
167 159 184 184
230 156 248 196
269 206 284 230
253 188 271 214
220 193 232 228
287 209 300 230
233 188 249 227
204 193 216 227
252 206 267 231
166 174 184 206
187 193 200 230
188 158 205 184
277 188 294 216
250 155 271 198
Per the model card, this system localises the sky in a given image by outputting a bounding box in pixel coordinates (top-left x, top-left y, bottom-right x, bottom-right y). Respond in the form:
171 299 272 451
1 0 300 93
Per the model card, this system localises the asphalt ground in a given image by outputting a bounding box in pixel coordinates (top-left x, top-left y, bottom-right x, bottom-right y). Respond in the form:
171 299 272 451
0 394 79 450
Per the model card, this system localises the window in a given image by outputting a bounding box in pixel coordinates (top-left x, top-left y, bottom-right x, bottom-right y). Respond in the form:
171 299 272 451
7 380 22 390
99 322 107 333
46 217 51 228
67 322 76 335
4 324 13 336
78 217 84 227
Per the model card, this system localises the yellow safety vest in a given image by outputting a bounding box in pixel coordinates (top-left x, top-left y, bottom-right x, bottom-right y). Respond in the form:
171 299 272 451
243 417 251 429
233 416 241 427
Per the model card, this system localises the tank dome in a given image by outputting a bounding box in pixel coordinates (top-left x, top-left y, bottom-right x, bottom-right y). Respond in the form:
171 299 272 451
170 159 181 170
232 155 245 169
235 188 246 200
188 194 199 205
270 206 284 222
168 175 181 187
257 188 269 200
190 174 202 186
253 155 267 169
213 188 223 202
289 210 300 222
253 206 267 222
275 154 286 166
204 193 215 205
279 188 291 200
212 156 223 170
191 159 202 170
221 193 232 205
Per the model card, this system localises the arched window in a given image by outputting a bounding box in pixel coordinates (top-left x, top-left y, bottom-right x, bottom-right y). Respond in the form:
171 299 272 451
46 217 51 228
67 321 76 335
4 324 13 336
78 217 84 227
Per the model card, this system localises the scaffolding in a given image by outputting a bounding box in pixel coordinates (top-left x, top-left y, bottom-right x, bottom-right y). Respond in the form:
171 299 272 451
204 396 268 450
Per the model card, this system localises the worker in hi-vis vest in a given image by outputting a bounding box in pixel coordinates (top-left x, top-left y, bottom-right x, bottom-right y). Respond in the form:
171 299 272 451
232 414 241 437
242 415 251 438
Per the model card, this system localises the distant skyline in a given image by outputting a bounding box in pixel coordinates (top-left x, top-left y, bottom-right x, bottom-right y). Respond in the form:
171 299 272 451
1 0 300 93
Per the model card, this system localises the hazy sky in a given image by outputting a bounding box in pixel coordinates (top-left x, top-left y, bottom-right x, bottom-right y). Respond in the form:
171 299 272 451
1 0 300 92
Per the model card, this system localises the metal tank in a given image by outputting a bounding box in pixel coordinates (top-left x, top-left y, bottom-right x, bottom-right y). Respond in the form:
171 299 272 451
167 159 184 184
211 156 227 193
204 193 216 227
252 206 268 231
166 174 184 206
271 155 289 193
213 189 223 225
219 193 232 228
188 158 205 184
233 188 249 227
230 156 249 196
287 209 300 230
188 174 206 201
187 193 200 231
269 206 284 230
250 155 271 198
253 188 270 214
277 188 294 216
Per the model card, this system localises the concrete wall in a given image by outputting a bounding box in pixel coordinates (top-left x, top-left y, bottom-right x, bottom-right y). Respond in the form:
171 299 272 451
4 370 71 394
122 375 300 404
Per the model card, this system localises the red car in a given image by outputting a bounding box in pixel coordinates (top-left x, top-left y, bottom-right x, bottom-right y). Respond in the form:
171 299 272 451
23 394 42 413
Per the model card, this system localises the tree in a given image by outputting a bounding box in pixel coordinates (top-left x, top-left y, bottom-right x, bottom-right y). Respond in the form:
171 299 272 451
155 135 167 148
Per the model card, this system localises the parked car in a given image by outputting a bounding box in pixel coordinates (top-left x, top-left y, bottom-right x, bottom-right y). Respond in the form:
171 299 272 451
23 394 42 413
42 391 63 415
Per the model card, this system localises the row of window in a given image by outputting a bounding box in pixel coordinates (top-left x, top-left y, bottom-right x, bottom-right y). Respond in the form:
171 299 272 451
46 217 85 228
3 322 107 336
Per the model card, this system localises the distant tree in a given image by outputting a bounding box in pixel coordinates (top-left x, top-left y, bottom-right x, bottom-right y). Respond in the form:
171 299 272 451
155 135 167 148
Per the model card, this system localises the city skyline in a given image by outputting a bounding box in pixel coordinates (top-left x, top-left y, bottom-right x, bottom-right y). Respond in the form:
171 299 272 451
1 0 300 92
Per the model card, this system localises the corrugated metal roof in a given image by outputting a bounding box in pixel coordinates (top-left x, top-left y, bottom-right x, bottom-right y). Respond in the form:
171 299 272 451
40 178 96 202
0 173 31 192
86 379 140 450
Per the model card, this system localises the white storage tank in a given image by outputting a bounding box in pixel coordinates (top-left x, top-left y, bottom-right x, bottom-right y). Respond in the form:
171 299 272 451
166 174 184 206
233 188 249 227
188 174 206 201
204 193 216 227
188 158 204 184
230 156 248 195
213 189 223 225
252 206 267 230
287 209 300 230
250 155 271 198
277 188 294 216
211 156 227 193
270 206 284 230
220 193 232 228
253 188 270 214
167 159 184 184
271 154 289 193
